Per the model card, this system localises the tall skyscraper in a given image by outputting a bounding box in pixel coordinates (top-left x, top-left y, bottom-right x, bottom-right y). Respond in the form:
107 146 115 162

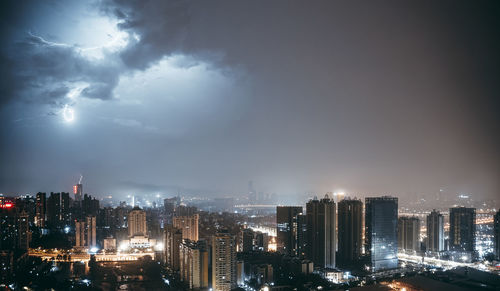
35 192 46 228
173 214 199 242
179 240 209 289
276 206 303 256
337 198 363 265
398 216 420 252
165 225 183 271
212 230 236 291
86 215 97 248
75 220 86 248
46 192 61 227
128 206 147 238
365 196 398 272
449 207 476 252
494 210 500 260
306 194 336 268
73 183 83 203
241 228 254 252
60 192 71 225
16 211 30 250
296 214 307 257
75 216 96 249
426 209 444 252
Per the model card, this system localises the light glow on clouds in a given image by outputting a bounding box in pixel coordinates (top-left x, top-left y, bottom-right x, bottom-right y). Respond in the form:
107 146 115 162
77 28 129 60
75 54 249 137
63 104 75 122
66 82 89 99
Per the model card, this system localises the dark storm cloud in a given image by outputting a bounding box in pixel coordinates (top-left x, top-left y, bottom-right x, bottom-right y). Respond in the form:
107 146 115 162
0 0 499 201
97 0 500 196
0 32 122 106
100 0 191 70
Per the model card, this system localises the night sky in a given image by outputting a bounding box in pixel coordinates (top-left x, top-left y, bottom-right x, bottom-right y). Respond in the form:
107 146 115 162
1 1 499 202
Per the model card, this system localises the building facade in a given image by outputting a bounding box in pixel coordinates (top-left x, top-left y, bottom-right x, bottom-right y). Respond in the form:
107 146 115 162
306 194 336 268
241 228 254 252
449 207 476 253
337 198 363 265
398 216 420 252
276 206 303 256
426 209 444 252
173 214 199 242
179 240 209 289
128 206 147 238
365 196 398 271
75 220 86 248
35 192 46 228
165 225 182 271
212 230 236 291
86 215 97 248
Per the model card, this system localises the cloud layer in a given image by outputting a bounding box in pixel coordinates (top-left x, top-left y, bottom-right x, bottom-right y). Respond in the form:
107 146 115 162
0 0 499 202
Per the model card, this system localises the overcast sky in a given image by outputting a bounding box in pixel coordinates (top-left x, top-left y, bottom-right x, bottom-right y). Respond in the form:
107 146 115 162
0 0 499 202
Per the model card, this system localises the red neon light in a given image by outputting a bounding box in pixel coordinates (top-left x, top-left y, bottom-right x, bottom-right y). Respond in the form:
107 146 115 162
3 202 13 208
73 185 78 194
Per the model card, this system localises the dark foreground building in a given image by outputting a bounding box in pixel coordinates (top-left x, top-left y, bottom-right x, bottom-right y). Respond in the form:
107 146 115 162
337 198 363 266
306 194 336 268
449 207 476 253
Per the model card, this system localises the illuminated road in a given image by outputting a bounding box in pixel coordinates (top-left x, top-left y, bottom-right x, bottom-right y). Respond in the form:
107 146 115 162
397 253 497 274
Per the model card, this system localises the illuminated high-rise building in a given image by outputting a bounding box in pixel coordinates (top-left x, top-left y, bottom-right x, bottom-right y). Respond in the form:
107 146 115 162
426 210 444 252
128 206 147 238
86 215 97 248
179 240 209 289
337 198 363 265
398 216 420 252
173 214 199 242
449 207 476 252
306 194 336 268
296 214 307 257
365 196 398 271
75 220 86 248
60 192 71 225
494 210 500 260
276 206 303 256
35 192 46 228
212 230 236 291
73 183 83 203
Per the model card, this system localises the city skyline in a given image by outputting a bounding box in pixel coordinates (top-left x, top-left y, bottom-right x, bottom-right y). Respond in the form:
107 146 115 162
1 1 500 289
1 1 499 201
